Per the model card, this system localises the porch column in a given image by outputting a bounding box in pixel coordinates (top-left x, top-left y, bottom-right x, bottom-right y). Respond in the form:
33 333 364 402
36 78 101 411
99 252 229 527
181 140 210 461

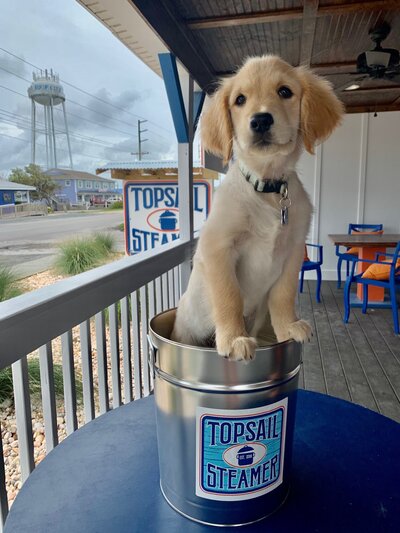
159 53 204 293
177 72 194 291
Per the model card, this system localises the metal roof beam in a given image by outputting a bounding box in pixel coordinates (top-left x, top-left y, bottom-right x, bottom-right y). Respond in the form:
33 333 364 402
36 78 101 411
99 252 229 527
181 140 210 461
129 0 216 90
310 62 357 75
346 103 400 113
216 61 358 77
300 1 319 67
187 1 399 30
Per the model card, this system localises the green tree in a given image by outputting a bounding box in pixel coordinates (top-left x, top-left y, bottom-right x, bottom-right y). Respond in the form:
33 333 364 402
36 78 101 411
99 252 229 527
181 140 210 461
9 164 60 206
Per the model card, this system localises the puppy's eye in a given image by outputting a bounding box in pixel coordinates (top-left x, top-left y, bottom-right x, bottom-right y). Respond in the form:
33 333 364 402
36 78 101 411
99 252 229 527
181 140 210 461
235 94 246 106
278 86 293 99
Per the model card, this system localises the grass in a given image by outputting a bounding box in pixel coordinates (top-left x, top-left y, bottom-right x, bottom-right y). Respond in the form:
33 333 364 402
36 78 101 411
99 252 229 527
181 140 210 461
93 232 114 255
0 358 83 405
117 222 124 232
55 233 116 275
0 265 22 302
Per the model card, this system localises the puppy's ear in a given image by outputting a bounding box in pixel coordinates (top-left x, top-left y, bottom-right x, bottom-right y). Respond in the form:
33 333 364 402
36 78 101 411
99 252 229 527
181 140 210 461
201 80 233 164
297 67 344 154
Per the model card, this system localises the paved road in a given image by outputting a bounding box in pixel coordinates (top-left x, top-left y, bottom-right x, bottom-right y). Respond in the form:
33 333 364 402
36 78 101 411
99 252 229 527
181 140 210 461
0 211 125 278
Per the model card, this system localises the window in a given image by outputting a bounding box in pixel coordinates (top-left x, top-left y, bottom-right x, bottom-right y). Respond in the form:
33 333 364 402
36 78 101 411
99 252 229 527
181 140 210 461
78 180 83 188
14 191 28 204
94 182 100 189
3 192 12 203
65 180 71 186
86 181 92 188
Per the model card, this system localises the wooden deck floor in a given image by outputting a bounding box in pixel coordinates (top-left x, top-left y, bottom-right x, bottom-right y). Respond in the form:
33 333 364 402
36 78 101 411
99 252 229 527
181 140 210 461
298 281 400 423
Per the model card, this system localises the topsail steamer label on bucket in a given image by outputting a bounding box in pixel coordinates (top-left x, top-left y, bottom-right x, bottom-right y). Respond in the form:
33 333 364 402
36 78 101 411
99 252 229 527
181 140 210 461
196 399 287 501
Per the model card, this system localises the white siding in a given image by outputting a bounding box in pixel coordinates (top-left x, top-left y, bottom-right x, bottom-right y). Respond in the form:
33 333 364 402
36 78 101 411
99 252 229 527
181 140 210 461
297 111 400 280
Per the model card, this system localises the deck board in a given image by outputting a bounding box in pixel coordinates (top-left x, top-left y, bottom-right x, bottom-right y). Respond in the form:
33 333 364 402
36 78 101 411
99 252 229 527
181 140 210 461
298 281 400 422
298 282 327 394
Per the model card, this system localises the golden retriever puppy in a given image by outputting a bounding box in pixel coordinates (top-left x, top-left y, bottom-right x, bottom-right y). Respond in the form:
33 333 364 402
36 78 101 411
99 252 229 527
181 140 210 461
172 55 343 361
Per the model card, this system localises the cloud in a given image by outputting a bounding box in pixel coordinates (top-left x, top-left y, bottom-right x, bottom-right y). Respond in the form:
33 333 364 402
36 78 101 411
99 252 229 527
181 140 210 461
0 53 30 81
0 0 178 175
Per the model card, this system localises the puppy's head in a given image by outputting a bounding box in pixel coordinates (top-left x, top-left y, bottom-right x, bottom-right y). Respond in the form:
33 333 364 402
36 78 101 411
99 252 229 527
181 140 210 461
201 55 344 164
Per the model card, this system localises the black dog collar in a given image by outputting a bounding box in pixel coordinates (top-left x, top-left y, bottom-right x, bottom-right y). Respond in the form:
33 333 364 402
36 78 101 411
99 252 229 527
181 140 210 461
239 166 287 194
239 165 291 225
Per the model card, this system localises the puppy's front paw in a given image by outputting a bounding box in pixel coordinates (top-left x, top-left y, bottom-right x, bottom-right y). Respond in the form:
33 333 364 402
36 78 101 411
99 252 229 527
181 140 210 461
277 319 312 343
217 335 257 362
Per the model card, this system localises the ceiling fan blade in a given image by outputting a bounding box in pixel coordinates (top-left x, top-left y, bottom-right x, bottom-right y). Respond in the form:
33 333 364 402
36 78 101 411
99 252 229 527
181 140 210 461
384 76 400 83
335 76 367 91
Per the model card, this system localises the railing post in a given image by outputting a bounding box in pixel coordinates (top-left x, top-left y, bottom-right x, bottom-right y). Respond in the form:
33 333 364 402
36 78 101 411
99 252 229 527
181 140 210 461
0 422 9 528
11 357 34 483
39 343 59 452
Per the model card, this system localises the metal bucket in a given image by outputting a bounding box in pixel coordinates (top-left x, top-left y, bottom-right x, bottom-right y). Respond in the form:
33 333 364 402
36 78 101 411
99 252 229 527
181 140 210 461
149 309 302 527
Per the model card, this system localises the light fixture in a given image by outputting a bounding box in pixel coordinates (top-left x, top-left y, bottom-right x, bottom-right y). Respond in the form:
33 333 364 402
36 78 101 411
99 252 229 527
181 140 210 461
365 50 391 68
344 84 360 91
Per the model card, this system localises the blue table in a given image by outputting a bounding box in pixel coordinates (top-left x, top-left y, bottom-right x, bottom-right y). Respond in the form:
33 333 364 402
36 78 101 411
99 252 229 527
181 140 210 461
5 390 400 533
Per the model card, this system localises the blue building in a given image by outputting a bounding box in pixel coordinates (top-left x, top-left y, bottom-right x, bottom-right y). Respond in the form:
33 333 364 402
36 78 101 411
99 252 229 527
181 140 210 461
44 169 122 206
0 179 35 206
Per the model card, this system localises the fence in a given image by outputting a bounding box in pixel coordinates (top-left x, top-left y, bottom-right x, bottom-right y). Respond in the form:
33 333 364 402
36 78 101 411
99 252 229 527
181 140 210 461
0 204 47 219
0 238 196 530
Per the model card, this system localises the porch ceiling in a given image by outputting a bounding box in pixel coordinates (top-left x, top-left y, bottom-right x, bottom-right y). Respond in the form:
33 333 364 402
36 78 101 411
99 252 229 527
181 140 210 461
79 1 400 113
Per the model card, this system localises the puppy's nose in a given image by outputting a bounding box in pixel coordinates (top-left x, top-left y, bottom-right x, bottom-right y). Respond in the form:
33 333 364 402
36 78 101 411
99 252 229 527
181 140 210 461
250 113 274 133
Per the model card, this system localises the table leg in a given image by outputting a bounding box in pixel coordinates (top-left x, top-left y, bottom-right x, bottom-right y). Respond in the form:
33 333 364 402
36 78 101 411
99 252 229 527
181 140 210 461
357 247 385 301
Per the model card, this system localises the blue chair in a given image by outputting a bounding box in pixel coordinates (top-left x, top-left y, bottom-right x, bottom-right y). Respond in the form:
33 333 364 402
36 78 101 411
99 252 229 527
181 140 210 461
343 241 400 334
336 223 383 289
300 243 323 303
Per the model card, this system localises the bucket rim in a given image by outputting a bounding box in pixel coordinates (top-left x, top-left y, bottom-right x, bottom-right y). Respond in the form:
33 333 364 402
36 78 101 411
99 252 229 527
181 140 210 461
149 308 297 353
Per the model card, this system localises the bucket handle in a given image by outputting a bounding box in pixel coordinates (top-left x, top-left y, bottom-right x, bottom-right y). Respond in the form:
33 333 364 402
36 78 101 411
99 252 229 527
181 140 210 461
147 335 157 379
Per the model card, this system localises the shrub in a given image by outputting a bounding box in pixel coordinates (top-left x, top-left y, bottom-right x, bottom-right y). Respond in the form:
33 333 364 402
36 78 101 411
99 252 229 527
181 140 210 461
0 265 22 302
93 232 115 255
55 237 102 275
117 222 124 232
109 201 123 209
0 358 83 405
55 233 116 275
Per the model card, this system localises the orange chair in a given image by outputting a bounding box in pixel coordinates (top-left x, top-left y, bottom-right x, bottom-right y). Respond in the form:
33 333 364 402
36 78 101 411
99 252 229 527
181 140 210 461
343 241 400 334
336 224 383 288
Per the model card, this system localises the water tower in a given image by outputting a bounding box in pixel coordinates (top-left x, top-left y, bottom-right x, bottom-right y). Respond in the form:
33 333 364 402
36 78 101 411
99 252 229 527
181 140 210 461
28 69 73 169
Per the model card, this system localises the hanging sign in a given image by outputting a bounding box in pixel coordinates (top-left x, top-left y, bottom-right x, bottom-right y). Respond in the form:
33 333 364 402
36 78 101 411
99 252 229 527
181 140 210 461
124 180 211 254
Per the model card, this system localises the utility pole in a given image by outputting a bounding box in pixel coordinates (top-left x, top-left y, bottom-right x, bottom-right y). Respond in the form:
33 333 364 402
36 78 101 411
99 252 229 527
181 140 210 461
131 119 149 160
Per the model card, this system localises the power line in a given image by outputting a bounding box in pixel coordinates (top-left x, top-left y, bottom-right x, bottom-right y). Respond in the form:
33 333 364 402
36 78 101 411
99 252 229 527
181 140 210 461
0 83 170 151
0 46 175 136
0 107 136 151
0 131 125 164
0 110 148 160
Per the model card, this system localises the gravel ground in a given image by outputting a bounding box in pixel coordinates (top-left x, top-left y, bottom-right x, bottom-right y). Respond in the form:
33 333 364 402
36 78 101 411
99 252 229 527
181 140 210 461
2 267 133 507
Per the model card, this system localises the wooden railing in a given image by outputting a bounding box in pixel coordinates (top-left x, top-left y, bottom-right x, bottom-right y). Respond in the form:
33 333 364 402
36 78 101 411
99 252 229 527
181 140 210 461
0 238 196 530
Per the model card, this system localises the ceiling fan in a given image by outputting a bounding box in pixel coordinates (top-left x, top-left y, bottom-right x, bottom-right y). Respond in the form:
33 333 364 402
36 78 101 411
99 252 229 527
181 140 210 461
356 22 399 80
341 22 400 91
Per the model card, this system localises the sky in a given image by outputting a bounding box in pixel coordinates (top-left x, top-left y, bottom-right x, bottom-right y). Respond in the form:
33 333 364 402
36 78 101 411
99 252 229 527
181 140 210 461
0 0 184 177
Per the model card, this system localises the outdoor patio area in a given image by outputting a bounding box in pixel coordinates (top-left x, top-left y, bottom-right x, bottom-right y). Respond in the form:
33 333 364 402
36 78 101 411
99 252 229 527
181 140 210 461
298 280 400 422
1 0 400 531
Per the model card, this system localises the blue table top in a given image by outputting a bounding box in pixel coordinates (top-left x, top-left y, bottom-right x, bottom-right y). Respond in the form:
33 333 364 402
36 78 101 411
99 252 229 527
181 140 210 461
5 390 400 533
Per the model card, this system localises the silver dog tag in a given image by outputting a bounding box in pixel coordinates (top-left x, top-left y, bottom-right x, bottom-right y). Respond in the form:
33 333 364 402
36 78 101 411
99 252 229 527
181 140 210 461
279 185 291 226
281 206 288 225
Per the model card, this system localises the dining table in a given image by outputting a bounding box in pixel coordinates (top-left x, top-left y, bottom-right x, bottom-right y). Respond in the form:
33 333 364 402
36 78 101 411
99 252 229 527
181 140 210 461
4 391 400 533
329 233 400 306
